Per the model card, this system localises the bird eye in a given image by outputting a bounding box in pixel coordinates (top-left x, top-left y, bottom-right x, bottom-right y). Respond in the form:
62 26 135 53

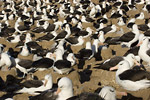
60 86 63 88
110 89 114 92
143 38 146 40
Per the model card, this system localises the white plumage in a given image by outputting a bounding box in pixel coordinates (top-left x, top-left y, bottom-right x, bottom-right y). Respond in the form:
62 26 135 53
17 74 53 95
115 60 150 91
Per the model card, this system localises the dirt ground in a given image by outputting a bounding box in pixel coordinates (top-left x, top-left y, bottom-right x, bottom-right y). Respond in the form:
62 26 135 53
0 0 150 100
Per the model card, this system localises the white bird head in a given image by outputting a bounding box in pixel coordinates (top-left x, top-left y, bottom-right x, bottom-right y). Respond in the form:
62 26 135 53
67 53 76 66
56 77 73 100
44 74 53 88
99 86 116 100
99 86 127 100
128 18 136 23
124 53 140 67
132 24 139 33
86 41 92 49
55 49 64 61
98 31 105 43
86 27 93 34
110 60 130 76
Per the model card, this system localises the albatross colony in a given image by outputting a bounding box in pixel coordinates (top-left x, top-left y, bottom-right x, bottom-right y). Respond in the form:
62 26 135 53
0 0 150 99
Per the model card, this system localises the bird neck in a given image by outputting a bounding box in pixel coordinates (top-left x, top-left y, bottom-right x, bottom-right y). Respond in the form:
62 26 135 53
55 50 63 61
57 88 73 100
67 55 75 66
45 80 53 88
99 34 105 43
92 39 99 52
86 43 91 49
116 65 130 76
124 58 134 68
128 0 133 5
141 41 149 49
147 23 150 28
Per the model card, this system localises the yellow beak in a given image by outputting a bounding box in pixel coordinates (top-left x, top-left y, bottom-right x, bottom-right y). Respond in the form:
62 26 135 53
134 59 140 66
116 91 127 96
44 79 48 87
136 41 143 46
109 65 118 71
55 88 61 95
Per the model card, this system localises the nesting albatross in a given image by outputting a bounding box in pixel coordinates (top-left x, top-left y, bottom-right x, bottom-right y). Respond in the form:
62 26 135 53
110 60 150 91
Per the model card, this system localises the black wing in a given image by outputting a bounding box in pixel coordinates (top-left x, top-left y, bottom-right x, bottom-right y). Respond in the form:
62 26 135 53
144 30 150 36
123 46 140 56
94 56 123 70
54 31 67 40
100 26 112 34
32 58 54 68
138 24 149 31
79 49 93 60
65 37 78 44
45 24 55 32
21 80 43 88
146 49 150 57
36 33 55 41
26 41 41 49
119 32 135 42
54 60 71 69
104 36 121 45
29 89 57 100
119 69 150 81
76 31 88 37
18 25 30 31
67 92 104 100
18 59 33 69
32 27 45 33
